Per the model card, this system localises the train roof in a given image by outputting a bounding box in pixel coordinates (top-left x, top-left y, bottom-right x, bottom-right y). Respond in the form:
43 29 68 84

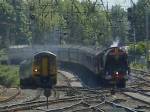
103 47 127 52
58 45 105 55
9 45 108 55
34 51 56 57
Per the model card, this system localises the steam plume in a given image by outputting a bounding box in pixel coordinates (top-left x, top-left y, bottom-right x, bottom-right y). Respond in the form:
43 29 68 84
110 39 119 47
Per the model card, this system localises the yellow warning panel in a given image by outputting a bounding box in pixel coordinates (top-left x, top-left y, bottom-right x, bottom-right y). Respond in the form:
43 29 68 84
42 57 48 76
114 48 119 55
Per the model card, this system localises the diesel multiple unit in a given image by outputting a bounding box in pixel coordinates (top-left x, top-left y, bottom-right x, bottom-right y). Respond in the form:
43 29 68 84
20 51 57 89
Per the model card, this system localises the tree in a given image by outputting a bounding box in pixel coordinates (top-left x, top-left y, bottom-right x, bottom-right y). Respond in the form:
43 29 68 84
128 42 146 56
128 0 150 42
0 0 15 48
27 0 112 46
111 5 129 45
0 0 32 48
11 0 31 45
0 0 118 47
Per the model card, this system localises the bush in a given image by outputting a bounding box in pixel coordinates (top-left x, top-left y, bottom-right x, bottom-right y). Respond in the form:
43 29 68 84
0 65 19 87
128 42 146 56
130 62 146 70
0 49 8 62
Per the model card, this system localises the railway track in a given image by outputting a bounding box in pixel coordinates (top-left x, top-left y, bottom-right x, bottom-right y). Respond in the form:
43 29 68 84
0 86 7 96
0 70 82 111
0 90 149 112
123 92 150 105
58 70 82 87
0 88 109 112
22 88 43 103
127 69 150 91
44 96 105 112
0 94 90 111
55 70 83 98
0 70 150 112
0 88 21 103
131 69 150 82
1 86 149 112
49 69 150 112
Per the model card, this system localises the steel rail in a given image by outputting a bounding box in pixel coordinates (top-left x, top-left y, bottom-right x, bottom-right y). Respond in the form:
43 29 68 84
0 88 21 103
122 92 150 105
105 101 137 112
23 88 43 103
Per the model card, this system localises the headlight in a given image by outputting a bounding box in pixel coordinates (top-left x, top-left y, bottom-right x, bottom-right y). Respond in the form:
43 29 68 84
33 66 40 74
116 72 119 75
34 68 38 72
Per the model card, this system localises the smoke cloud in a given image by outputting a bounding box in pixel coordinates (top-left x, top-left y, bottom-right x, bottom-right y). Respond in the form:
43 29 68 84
110 39 119 47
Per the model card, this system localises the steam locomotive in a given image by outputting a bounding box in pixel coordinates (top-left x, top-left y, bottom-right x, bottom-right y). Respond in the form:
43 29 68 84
57 46 129 88
96 47 129 87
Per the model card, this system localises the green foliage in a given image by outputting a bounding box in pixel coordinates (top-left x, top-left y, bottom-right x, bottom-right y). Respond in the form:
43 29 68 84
128 0 150 42
111 5 129 44
130 62 146 70
26 0 113 45
0 0 15 48
0 0 129 46
128 42 146 55
0 0 31 47
0 49 7 61
0 65 19 87
136 42 146 55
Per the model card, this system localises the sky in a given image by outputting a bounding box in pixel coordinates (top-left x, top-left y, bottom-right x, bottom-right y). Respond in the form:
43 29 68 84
91 0 138 9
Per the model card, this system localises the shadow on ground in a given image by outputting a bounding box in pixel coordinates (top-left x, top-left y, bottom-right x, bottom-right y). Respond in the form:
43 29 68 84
59 62 108 88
